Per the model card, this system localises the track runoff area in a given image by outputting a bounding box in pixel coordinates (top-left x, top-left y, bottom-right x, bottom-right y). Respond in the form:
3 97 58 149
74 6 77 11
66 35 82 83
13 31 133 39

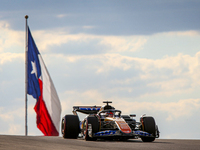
0 135 199 150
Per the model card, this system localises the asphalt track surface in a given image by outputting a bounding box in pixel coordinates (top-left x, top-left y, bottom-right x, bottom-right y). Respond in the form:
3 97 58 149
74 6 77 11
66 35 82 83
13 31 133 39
0 135 199 150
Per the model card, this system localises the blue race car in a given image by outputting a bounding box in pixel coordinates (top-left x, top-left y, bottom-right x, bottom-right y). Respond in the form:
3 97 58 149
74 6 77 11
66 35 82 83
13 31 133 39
61 101 159 142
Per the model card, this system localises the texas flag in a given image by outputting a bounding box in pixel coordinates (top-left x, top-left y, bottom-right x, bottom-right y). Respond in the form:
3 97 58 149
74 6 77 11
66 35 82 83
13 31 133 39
27 27 61 136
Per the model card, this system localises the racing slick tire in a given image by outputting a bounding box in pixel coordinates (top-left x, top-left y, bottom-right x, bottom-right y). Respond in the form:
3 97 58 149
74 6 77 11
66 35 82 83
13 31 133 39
62 115 80 139
141 116 156 142
85 116 99 141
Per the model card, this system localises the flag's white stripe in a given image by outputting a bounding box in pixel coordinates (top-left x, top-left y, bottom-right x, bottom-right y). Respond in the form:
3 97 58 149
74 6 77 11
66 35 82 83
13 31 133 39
39 55 61 133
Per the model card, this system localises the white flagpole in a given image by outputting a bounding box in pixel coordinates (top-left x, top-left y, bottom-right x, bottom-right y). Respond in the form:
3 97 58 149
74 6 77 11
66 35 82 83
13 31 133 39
25 15 28 136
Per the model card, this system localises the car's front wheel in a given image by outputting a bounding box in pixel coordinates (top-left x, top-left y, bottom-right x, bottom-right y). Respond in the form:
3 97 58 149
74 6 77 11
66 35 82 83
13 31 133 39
141 116 156 142
84 116 99 141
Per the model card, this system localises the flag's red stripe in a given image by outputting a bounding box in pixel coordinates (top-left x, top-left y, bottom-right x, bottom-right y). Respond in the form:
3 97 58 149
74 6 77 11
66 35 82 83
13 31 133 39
34 79 59 136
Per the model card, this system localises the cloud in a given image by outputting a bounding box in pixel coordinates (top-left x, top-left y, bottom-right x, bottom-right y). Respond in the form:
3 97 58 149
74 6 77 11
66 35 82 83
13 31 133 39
0 53 24 65
113 99 200 121
61 89 104 107
89 52 200 98
0 98 42 135
39 50 200 102
158 30 200 37
143 53 200 96
8 124 22 135
0 105 24 135
0 21 24 53
56 14 71 18
0 108 13 121
94 54 134 73
82 26 95 29
28 28 147 54
99 36 147 52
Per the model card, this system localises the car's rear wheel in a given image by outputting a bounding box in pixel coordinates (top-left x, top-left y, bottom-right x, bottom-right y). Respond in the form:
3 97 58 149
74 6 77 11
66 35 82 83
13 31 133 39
84 116 99 141
141 116 156 142
62 115 80 139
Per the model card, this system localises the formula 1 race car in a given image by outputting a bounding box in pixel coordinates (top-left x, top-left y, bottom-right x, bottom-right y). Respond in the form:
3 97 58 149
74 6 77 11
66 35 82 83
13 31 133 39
61 101 159 142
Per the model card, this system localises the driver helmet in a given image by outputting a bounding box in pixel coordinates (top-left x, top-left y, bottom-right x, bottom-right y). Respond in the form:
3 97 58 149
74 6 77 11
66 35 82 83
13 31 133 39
106 111 113 117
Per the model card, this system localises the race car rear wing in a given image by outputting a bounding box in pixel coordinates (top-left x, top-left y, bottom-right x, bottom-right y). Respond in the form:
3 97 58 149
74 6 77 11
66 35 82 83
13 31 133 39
73 106 101 115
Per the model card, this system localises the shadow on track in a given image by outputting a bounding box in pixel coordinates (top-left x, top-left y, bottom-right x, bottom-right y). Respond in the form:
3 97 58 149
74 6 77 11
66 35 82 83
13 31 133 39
78 138 173 144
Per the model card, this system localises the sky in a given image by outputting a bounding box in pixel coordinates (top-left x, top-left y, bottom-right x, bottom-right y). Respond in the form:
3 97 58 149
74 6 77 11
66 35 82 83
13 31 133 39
0 0 200 139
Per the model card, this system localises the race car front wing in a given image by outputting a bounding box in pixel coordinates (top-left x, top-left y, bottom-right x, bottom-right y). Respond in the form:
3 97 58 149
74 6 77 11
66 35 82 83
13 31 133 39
88 124 153 139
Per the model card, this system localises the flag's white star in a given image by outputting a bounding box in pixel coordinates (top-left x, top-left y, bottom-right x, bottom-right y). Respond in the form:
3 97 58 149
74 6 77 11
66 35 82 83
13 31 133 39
31 61 38 78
